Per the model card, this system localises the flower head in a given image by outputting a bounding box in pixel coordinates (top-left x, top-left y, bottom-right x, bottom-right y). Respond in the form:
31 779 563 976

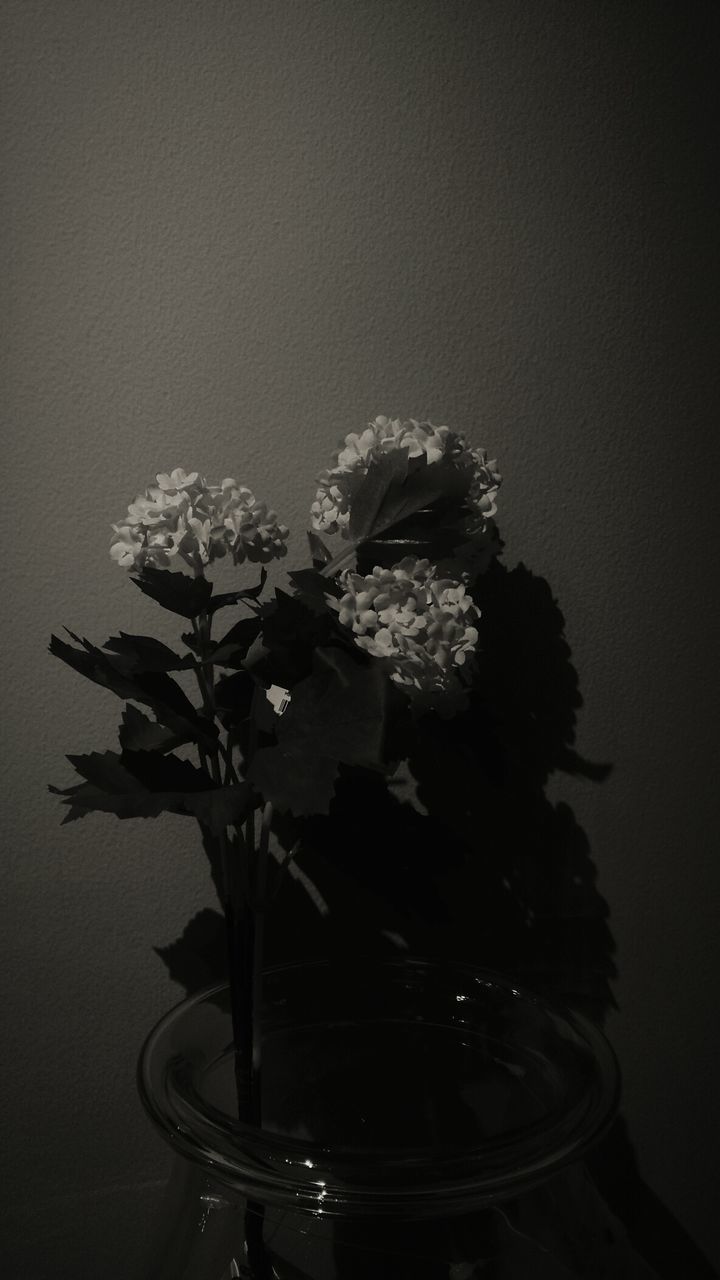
110 470 289 573
311 415 501 538
329 556 480 710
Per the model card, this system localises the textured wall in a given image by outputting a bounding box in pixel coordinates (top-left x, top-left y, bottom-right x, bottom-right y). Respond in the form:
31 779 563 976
3 1 719 1275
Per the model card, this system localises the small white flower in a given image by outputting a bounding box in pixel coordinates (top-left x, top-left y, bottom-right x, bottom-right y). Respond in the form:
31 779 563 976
110 470 289 573
155 469 202 492
311 416 501 538
329 556 481 706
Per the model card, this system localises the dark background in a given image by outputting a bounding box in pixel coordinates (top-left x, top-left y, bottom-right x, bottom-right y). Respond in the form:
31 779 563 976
2 1 719 1275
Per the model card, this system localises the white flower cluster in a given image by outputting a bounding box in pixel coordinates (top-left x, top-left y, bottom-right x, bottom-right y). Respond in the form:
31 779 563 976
330 556 480 698
311 416 501 538
110 469 289 572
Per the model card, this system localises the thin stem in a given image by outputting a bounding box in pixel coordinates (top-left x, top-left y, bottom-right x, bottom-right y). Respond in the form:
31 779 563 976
251 803 272 1084
244 718 259 882
222 733 240 785
190 595 272 1277
320 541 358 578
267 837 302 907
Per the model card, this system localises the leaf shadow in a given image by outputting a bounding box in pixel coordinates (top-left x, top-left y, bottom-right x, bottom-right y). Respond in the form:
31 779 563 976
154 554 716 1277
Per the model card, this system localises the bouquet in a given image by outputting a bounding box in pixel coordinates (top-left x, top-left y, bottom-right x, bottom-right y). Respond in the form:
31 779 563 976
49 416 501 1269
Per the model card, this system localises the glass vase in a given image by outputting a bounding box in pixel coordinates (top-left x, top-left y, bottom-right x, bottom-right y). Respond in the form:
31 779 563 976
138 958 656 1279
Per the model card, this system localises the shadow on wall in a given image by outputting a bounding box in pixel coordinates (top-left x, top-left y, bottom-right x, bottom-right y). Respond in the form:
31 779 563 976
157 554 717 1280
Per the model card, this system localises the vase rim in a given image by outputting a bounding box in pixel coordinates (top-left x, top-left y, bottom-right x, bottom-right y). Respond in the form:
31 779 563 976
138 957 621 1216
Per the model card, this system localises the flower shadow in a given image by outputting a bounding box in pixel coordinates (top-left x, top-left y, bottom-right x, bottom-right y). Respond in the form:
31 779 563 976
156 554 716 1278
271 555 715 1279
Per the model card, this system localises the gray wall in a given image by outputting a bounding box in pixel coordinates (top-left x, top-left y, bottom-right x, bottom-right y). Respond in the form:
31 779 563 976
3 1 719 1275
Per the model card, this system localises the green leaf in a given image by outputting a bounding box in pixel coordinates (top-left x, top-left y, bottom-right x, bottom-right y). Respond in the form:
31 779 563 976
211 670 256 727
119 749 212 792
348 452 472 545
121 750 255 831
246 646 388 817
207 567 268 616
278 646 388 769
49 780 171 823
50 631 218 751
131 567 213 619
248 745 339 816
249 681 282 734
208 616 262 668
119 705 181 752
154 909 228 994
307 529 332 566
287 568 342 612
66 750 142 792
50 750 171 822
182 785 254 833
103 632 196 673
50 750 253 833
51 631 143 701
244 589 334 688
347 448 409 542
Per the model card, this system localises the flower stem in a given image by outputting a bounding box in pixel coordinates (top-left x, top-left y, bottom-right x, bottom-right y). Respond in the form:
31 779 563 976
190 603 272 1277
320 541 358 578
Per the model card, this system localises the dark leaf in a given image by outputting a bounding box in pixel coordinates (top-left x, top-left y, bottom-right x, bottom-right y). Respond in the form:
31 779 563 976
49 780 171 823
181 629 201 655
119 705 181 753
212 670 256 726
348 452 472 545
278 646 387 769
248 745 339 816
51 750 253 833
154 909 228 994
51 631 144 701
244 589 334 688
103 632 196 673
182 784 254 832
50 631 218 750
66 750 141 792
347 448 409 542
208 616 262 668
207 567 268 616
240 566 268 600
287 568 342 611
250 681 283 734
120 749 212 792
131 567 213 619
307 529 332 566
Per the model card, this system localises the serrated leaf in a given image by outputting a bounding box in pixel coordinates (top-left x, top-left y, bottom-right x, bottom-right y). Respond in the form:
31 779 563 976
120 749 213 792
207 616 262 668
207 567 267 616
49 780 172 823
50 631 218 751
182 784 254 833
51 632 144 701
154 909 228 994
66 750 141 792
278 646 387 769
287 568 342 611
248 745 339 816
347 448 409 542
213 670 255 726
119 705 181 752
348 452 472 545
244 589 334 688
51 750 253 833
240 567 268 600
103 632 196 673
307 529 332 566
249 681 282 734
131 567 213 619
